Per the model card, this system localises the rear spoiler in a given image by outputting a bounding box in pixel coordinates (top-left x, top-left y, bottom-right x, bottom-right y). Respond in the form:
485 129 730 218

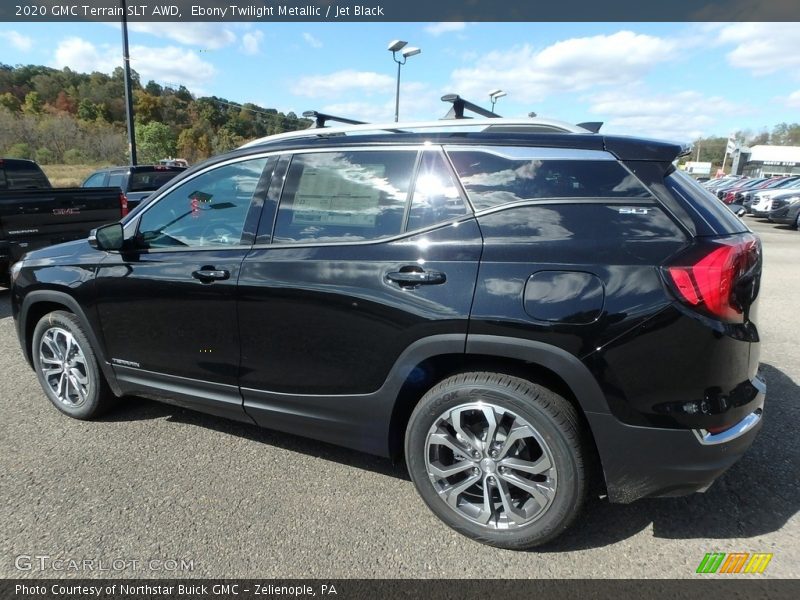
577 122 603 133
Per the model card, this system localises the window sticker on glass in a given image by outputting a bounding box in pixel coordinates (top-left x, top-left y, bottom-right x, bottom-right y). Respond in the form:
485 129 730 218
292 161 385 228
274 151 416 243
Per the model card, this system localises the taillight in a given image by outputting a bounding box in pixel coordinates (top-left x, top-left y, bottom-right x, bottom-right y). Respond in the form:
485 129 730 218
120 192 129 217
665 234 760 324
723 191 735 204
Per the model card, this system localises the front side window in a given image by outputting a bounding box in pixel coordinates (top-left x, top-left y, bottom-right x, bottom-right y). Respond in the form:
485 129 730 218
138 158 268 248
82 172 106 187
447 149 653 210
273 151 416 243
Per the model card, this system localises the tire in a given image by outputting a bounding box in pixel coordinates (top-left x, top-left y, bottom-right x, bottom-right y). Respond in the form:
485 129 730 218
31 310 116 419
405 371 587 550
794 211 800 231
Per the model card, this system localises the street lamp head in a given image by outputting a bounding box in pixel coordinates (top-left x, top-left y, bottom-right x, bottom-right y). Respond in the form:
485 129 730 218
489 89 507 99
402 47 422 58
388 40 408 52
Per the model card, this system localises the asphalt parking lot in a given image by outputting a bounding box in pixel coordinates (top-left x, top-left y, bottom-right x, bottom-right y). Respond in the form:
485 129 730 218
0 217 797 579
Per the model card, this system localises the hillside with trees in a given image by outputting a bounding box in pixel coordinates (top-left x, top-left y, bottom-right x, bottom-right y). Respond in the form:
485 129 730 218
2 63 799 171
0 63 310 165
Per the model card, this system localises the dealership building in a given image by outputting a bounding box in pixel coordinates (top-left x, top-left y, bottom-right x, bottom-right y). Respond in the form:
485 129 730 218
734 145 800 177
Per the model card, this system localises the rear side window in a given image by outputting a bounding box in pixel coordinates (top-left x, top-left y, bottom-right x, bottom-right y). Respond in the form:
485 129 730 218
106 172 125 188
273 151 416 244
447 149 652 210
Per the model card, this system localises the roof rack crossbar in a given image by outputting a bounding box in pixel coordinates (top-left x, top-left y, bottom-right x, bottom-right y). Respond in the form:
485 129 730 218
302 110 367 129
440 94 501 120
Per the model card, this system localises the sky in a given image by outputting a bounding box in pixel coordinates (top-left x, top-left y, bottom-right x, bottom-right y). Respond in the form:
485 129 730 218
1 21 799 143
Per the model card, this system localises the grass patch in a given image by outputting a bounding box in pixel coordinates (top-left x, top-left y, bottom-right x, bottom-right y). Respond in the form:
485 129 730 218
41 164 104 188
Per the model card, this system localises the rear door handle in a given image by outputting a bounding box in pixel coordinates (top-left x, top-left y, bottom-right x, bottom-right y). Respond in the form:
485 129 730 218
192 268 230 283
387 269 446 287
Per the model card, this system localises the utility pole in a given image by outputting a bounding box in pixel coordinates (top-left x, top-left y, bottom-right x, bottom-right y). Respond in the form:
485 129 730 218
121 0 137 165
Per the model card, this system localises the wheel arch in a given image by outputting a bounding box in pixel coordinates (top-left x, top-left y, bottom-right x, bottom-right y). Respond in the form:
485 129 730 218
387 336 610 472
19 290 121 396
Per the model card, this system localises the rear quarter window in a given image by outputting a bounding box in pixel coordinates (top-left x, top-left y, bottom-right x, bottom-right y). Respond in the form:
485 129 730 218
447 148 652 210
665 170 748 235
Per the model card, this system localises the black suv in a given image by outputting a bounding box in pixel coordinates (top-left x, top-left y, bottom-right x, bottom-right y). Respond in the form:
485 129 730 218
10 119 765 549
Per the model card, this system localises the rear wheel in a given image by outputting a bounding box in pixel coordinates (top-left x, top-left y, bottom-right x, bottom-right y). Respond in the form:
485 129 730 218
794 211 800 230
405 372 587 549
32 310 116 419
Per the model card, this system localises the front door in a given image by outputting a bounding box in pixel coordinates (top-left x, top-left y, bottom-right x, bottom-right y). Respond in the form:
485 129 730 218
95 157 271 420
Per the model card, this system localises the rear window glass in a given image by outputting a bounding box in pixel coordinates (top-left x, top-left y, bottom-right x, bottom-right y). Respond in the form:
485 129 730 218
447 150 652 210
0 162 50 190
129 170 183 192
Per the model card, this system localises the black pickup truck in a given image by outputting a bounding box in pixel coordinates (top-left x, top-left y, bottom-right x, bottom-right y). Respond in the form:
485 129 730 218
0 158 127 285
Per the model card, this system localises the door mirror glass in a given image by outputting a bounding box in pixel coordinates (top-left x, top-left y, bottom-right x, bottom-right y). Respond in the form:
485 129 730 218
90 222 124 251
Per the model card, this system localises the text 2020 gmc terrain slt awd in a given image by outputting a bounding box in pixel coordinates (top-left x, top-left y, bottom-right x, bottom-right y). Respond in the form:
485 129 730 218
11 118 765 549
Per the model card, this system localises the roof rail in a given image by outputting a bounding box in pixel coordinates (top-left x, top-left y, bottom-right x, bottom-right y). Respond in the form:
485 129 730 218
302 110 367 129
441 94 501 120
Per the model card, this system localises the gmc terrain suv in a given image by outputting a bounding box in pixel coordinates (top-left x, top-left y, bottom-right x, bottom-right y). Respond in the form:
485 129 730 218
11 115 765 549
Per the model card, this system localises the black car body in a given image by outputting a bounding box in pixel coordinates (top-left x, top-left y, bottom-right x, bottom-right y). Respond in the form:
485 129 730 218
10 122 766 549
82 164 186 212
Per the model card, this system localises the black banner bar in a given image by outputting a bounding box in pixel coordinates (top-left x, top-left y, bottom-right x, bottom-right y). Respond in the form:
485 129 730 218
3 580 800 600
2 0 800 22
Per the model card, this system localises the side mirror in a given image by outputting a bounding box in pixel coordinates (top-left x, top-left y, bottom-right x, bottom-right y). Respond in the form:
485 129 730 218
89 222 124 251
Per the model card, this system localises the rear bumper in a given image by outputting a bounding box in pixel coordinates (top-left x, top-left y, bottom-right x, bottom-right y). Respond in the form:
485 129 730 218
588 374 765 503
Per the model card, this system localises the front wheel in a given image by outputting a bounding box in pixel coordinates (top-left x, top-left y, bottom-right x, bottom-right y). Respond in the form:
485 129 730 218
31 310 116 419
405 372 587 549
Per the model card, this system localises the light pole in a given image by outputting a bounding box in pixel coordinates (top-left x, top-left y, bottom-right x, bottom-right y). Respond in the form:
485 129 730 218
388 40 421 122
489 89 507 114
120 0 137 165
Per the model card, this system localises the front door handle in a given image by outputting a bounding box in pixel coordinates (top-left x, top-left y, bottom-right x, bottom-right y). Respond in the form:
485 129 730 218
192 268 230 283
387 268 446 287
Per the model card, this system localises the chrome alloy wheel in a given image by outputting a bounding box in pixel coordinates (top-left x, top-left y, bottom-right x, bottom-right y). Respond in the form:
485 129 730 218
38 327 91 408
424 402 558 530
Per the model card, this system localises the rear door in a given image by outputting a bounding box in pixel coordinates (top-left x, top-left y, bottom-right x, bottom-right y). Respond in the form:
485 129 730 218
236 147 483 451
